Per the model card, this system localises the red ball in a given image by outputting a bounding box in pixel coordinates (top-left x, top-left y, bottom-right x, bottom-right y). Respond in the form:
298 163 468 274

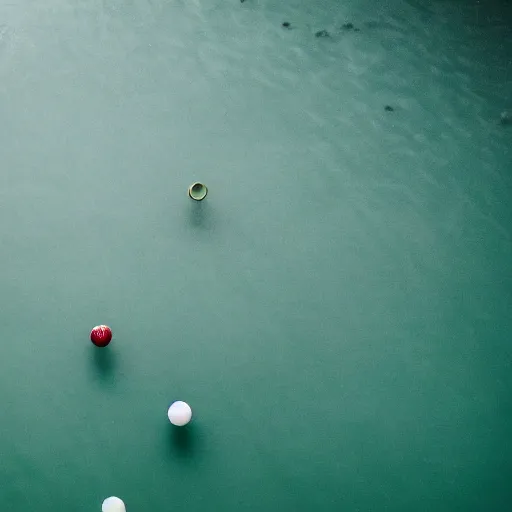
90 325 112 347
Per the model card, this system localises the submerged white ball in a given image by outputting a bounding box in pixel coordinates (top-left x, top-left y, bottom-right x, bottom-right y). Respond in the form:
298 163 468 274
102 496 126 512
168 401 192 426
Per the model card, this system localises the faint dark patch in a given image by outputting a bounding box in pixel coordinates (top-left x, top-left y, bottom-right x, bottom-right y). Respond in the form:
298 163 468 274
187 199 212 230
90 346 117 382
315 30 330 38
384 105 395 112
364 21 403 33
402 0 437 17
365 20 385 29
282 22 291 28
500 111 511 125
164 422 201 462
342 22 355 30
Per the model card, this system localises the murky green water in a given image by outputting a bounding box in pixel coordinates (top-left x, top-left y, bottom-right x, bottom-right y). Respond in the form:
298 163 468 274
1 0 511 510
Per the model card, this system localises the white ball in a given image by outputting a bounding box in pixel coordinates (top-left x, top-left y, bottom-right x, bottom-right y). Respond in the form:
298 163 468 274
168 401 192 426
102 496 126 512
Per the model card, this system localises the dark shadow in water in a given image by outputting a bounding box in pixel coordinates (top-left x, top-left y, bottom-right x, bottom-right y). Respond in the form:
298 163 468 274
163 422 201 462
90 347 117 383
187 200 213 231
